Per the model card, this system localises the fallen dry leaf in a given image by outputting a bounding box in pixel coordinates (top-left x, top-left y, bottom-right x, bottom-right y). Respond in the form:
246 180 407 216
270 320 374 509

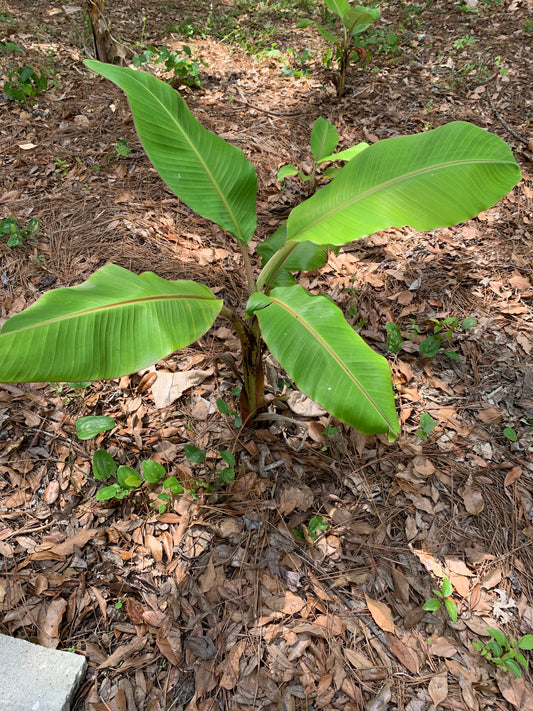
428 672 448 707
365 594 395 633
265 591 306 615
49 529 99 556
218 638 246 690
497 670 533 710
462 485 484 515
385 632 420 673
98 635 148 669
315 614 346 636
429 636 458 658
504 466 522 486
40 598 67 648
151 368 213 408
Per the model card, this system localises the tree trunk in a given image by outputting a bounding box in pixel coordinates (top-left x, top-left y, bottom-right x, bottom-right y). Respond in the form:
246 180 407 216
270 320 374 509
86 0 132 64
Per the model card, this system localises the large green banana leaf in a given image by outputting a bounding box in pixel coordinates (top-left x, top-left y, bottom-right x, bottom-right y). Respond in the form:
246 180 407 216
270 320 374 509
85 60 258 244
287 121 521 246
325 0 351 17
0 265 222 383
247 286 399 437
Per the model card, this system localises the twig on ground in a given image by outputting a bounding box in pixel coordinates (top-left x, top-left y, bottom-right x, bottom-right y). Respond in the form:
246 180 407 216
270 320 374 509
486 90 530 147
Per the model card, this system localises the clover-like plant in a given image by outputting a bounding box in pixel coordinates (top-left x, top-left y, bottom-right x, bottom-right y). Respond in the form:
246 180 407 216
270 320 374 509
473 628 533 678
0 63 522 441
423 577 458 623
298 0 380 97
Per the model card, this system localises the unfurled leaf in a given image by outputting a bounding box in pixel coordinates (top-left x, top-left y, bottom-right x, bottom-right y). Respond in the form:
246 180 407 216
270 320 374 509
517 635 533 650
93 449 118 480
444 598 458 623
0 265 223 383
85 61 257 244
423 598 442 612
76 416 115 440
142 459 166 483
310 117 339 162
441 577 453 598
287 122 521 247
117 466 142 490
248 285 399 437
96 484 121 501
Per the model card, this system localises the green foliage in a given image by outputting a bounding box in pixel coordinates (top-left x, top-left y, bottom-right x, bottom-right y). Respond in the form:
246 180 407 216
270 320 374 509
114 138 131 157
216 398 243 428
298 1 380 96
0 41 22 54
294 514 328 540
387 315 477 361
0 63 522 442
278 116 369 195
76 415 115 440
473 629 533 677
386 322 403 353
132 44 207 87
184 442 237 492
503 427 518 442
423 577 458 623
4 65 48 103
418 316 477 360
416 412 437 440
0 216 40 247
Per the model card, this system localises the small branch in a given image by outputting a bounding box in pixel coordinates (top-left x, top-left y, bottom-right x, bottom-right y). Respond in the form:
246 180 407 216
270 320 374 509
486 90 530 147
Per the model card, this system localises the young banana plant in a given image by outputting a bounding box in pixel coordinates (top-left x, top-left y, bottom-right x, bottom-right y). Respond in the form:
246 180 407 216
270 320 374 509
0 61 521 441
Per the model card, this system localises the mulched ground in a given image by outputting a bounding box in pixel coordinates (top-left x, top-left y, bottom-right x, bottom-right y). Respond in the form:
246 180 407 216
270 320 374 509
1 0 532 709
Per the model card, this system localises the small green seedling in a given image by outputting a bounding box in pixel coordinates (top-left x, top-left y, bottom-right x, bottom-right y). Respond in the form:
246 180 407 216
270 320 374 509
416 412 438 441
386 322 403 353
280 48 314 78
278 116 368 195
4 65 48 103
503 427 518 442
0 216 40 247
423 577 458 622
114 138 131 157
49 381 91 402
473 629 533 678
132 44 207 87
418 316 477 360
294 514 328 541
0 41 22 53
298 0 380 97
216 397 243 429
184 442 237 489
54 158 70 176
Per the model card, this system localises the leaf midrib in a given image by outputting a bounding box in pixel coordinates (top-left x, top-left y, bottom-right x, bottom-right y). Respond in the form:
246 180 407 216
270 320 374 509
130 72 246 242
290 156 514 241
4 293 220 334
267 295 397 431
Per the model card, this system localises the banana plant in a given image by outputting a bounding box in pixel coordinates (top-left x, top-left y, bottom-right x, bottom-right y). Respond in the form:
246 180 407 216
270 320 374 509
298 1 380 97
0 62 522 441
278 115 369 195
